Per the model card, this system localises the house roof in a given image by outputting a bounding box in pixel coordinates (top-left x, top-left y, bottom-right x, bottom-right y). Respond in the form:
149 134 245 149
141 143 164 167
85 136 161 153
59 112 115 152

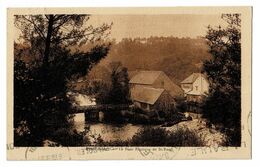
129 71 163 85
131 86 165 105
181 73 206 84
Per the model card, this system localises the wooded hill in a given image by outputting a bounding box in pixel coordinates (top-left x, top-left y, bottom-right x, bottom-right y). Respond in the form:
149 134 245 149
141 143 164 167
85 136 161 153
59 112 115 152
88 36 212 85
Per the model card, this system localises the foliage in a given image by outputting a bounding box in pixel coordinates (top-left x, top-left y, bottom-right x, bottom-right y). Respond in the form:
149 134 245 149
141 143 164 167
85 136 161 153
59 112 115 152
175 98 188 113
87 61 130 105
131 127 204 146
91 81 111 104
166 127 204 146
202 14 241 146
131 127 169 146
15 15 112 59
108 61 130 104
98 127 205 146
14 14 111 146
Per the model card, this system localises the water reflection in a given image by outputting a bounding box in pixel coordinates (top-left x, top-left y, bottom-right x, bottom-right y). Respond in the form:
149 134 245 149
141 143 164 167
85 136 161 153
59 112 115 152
73 113 142 142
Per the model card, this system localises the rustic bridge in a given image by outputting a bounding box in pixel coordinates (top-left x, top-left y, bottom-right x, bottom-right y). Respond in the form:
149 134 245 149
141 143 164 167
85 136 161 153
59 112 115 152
70 104 131 121
70 104 131 114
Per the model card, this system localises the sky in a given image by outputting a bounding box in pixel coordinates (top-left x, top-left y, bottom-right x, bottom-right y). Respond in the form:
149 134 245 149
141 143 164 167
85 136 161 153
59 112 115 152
87 14 227 41
15 14 227 42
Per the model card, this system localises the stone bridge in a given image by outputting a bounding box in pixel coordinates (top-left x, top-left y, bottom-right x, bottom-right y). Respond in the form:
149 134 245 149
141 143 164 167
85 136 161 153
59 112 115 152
70 104 131 121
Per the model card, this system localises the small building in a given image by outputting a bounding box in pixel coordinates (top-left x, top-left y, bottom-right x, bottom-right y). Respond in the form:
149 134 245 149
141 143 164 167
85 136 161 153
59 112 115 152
129 71 183 98
130 86 176 112
180 73 209 103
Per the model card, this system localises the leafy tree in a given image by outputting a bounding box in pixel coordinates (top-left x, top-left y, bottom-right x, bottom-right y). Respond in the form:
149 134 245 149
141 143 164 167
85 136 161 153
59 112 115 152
202 14 241 146
108 61 130 104
14 14 112 146
91 80 111 104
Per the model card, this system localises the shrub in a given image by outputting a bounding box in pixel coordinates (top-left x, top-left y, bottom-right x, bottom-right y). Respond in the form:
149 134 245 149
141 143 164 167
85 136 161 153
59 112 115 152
175 98 188 113
131 127 169 146
130 127 205 146
167 127 205 146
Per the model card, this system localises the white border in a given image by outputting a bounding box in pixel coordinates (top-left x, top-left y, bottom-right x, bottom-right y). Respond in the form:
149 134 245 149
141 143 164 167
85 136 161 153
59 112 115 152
0 0 259 167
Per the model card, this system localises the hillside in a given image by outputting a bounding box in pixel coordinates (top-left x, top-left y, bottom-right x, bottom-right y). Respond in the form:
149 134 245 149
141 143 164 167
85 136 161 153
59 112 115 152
91 36 211 85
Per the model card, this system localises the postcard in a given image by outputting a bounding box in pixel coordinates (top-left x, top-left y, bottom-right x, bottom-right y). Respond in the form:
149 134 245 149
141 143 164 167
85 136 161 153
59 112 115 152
7 7 252 160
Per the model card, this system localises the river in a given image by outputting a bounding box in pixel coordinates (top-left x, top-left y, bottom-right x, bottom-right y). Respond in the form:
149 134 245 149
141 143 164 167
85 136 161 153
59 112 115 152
72 113 143 142
69 92 145 142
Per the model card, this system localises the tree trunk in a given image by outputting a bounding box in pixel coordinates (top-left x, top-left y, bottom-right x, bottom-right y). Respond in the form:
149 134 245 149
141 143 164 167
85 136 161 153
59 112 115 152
43 15 54 67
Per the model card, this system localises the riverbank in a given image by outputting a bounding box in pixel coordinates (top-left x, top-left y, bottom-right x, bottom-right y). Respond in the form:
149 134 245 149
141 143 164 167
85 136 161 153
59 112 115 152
72 112 226 146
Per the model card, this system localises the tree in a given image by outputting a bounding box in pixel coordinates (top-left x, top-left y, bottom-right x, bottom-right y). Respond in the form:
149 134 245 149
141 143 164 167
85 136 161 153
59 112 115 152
14 14 112 146
86 79 111 105
108 61 130 104
15 15 112 65
202 14 241 146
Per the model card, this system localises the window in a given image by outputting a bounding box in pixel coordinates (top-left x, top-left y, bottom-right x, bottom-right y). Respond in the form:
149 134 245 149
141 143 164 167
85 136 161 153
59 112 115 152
195 86 198 91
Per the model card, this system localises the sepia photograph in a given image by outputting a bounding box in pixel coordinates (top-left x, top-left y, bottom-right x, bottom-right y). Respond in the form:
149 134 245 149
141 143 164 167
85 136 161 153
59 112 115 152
6 7 252 160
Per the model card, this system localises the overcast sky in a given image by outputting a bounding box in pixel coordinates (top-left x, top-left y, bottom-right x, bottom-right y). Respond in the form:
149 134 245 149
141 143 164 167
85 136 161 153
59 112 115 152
15 14 227 42
88 14 226 41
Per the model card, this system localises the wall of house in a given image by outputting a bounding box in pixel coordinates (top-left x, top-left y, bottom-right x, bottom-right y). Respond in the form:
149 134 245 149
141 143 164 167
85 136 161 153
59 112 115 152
153 91 176 111
181 83 193 95
132 92 175 112
192 76 209 95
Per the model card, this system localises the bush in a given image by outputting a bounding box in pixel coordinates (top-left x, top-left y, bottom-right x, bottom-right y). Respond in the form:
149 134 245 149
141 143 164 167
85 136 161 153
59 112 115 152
131 127 169 146
202 91 241 146
167 127 205 146
130 127 205 146
175 98 188 113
